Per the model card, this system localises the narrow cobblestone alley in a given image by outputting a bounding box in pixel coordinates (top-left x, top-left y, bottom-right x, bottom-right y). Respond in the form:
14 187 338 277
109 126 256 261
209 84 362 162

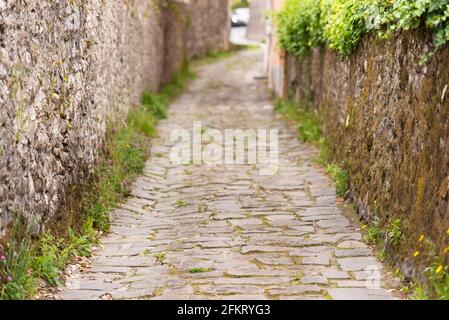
58 49 396 300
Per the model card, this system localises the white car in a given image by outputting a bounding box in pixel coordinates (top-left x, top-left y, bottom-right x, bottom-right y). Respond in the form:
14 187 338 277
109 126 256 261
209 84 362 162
231 8 250 27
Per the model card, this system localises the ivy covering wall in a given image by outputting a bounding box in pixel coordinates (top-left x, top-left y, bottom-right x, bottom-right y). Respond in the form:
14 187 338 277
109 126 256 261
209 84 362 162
277 0 449 59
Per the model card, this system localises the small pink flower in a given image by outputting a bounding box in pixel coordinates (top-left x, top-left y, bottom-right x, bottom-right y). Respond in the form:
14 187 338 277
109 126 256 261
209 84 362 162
0 255 5 261
7 276 13 282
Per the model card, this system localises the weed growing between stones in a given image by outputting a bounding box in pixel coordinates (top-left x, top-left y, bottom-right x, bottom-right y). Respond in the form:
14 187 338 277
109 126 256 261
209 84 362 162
0 65 195 300
175 199 187 208
154 252 166 265
189 267 215 274
275 99 349 197
0 218 36 300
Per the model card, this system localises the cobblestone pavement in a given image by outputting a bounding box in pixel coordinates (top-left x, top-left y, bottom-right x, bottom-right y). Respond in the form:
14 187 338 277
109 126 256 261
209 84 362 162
58 50 396 300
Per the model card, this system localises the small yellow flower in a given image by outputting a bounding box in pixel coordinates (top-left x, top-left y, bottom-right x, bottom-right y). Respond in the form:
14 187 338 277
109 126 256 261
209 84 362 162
361 225 367 230
444 246 449 254
447 228 449 235
435 265 443 274
418 235 425 242
413 251 420 257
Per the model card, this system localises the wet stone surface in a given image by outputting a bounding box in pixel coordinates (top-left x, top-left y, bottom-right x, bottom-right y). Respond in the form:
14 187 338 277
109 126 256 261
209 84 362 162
57 50 396 300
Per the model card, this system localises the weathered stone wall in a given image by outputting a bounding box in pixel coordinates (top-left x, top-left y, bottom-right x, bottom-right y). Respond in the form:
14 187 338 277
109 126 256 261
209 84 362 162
186 0 230 57
0 0 229 238
283 29 449 274
162 1 189 84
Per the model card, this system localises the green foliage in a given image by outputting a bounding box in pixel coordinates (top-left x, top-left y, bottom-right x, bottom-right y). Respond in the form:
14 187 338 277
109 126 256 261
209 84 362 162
274 99 301 120
31 229 91 287
297 112 322 143
363 216 403 245
141 94 167 120
322 0 360 54
425 262 449 300
410 284 430 300
382 0 430 32
382 0 449 57
128 106 158 137
82 128 145 233
175 199 187 208
153 252 166 265
426 1 449 49
0 220 36 300
387 218 403 245
274 99 323 145
31 234 68 287
277 0 449 58
0 220 95 300
277 0 325 57
363 217 402 260
322 0 390 54
189 267 215 273
406 259 449 300
325 163 349 196
160 63 195 100
364 216 383 244
67 228 92 258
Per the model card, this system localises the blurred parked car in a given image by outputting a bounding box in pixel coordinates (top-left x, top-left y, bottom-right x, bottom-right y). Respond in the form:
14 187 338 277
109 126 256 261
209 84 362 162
231 8 250 27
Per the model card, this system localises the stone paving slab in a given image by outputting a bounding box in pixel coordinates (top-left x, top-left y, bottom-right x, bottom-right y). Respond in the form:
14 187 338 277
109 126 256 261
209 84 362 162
57 50 396 300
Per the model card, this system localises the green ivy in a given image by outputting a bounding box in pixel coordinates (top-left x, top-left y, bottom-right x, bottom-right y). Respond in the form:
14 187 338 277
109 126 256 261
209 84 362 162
383 0 449 51
277 0 325 57
322 0 391 55
277 0 449 58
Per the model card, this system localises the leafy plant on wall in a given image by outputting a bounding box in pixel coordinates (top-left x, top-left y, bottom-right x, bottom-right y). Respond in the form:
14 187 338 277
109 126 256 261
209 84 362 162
277 0 449 60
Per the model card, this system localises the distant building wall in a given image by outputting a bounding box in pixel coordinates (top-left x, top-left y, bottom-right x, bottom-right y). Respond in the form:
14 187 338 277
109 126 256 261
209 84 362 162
266 0 286 96
247 0 265 41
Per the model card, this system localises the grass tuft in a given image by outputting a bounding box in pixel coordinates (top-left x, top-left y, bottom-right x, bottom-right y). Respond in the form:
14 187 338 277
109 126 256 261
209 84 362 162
324 163 349 197
0 219 36 300
189 267 215 274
